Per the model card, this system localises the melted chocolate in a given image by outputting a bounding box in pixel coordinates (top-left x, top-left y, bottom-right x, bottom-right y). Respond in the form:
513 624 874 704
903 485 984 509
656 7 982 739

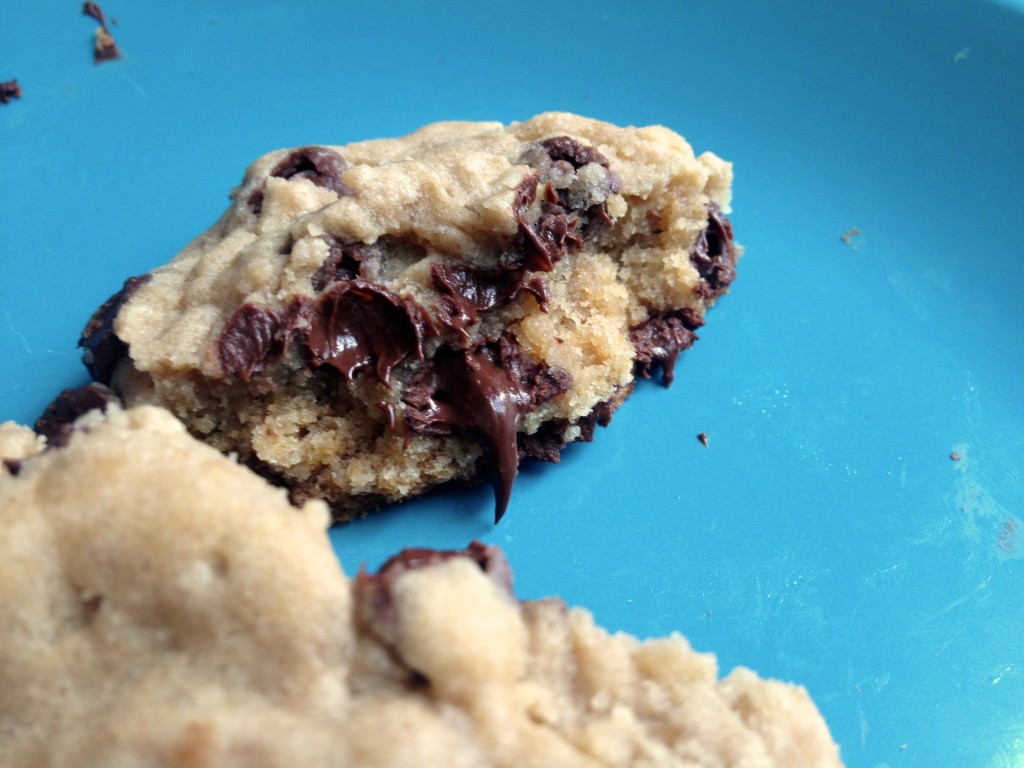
403 337 570 522
0 79 22 105
248 146 355 213
3 459 22 475
79 274 151 385
34 383 121 448
690 205 737 295
216 304 285 381
431 263 548 336
630 310 702 386
305 280 430 386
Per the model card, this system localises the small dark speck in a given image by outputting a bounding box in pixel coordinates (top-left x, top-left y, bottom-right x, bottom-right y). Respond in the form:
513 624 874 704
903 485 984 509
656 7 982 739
950 452 961 461
697 432 709 447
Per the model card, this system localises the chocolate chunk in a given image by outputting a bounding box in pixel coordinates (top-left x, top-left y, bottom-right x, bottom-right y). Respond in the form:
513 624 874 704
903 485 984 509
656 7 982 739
313 240 380 290
305 280 431 386
80 274 151 385
248 146 355 214
630 310 702 386
690 205 737 295
83 2 121 63
431 263 548 336
403 336 570 522
216 304 285 381
539 136 612 170
512 174 585 272
2 459 22 476
34 383 121 448
0 79 22 105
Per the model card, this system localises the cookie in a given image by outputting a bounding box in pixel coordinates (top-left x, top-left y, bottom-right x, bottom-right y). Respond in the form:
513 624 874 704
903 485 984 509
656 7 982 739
81 113 738 520
0 406 841 767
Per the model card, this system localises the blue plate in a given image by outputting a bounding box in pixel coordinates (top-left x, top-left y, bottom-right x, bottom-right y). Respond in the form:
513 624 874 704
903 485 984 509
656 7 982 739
3 2 1023 764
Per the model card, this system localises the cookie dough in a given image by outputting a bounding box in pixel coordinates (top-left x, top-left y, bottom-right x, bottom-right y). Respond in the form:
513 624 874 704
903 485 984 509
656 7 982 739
81 112 739 520
0 406 840 767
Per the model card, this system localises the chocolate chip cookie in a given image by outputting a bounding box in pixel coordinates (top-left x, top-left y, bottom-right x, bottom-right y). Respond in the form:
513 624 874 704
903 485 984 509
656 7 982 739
81 113 738 520
0 406 841 767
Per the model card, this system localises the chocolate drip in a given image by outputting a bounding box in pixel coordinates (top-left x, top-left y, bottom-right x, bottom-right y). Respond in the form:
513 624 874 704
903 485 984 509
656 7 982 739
34 383 121 448
690 205 737 295
403 337 570 522
305 280 430 386
248 146 355 213
431 263 548 336
630 309 703 386
79 274 151 385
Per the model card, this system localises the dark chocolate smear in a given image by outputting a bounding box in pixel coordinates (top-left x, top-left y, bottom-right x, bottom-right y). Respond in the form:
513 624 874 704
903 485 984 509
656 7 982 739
630 309 703 386
431 263 548 337
690 205 737 295
0 79 23 105
248 146 355 213
34 383 121 448
80 274 151 385
2 459 23 476
216 304 285 381
403 336 570 522
305 280 430 386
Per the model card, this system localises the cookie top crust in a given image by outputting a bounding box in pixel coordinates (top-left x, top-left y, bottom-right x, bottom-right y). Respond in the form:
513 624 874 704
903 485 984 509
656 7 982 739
0 406 841 767
106 112 730 381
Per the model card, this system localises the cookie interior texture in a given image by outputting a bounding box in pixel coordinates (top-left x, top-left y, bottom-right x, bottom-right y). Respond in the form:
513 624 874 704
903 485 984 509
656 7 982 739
82 112 739 520
0 406 841 767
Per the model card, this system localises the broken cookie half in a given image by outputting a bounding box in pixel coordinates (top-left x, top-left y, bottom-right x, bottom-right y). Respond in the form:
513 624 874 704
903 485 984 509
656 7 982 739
0 405 841 767
80 112 738 521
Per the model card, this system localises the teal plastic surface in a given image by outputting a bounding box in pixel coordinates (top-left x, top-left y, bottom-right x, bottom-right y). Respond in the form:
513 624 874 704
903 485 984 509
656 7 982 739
3 2 1023 764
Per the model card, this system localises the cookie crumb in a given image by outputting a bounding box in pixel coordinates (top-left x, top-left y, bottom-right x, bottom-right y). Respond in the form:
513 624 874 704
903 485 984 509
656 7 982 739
953 47 970 63
0 79 22 105
83 2 121 63
697 432 709 447
949 451 961 461
840 228 862 250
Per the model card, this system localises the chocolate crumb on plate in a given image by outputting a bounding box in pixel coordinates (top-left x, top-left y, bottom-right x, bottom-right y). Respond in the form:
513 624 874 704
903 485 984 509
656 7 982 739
0 79 22 105
83 2 121 63
697 432 709 447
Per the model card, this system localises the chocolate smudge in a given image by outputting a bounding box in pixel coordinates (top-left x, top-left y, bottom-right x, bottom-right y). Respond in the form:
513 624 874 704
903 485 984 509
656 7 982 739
80 274 151 385
2 459 23 476
305 280 431 386
34 383 121 448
